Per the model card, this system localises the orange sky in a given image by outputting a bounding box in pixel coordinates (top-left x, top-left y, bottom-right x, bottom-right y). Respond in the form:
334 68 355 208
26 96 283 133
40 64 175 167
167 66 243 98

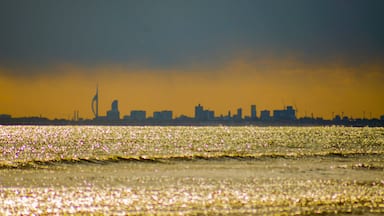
0 57 383 120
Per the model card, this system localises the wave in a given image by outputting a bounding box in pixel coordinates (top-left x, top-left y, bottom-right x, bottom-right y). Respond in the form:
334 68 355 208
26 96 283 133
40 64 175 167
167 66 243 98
1 152 383 169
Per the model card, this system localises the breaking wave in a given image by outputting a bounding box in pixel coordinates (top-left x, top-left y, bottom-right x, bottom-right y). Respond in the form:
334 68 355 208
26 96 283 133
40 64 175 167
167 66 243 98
1 151 383 169
1 126 383 169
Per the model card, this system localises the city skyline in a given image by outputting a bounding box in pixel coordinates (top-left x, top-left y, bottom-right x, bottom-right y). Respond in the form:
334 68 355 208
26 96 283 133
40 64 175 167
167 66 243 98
1 1 383 119
89 86 380 121
2 95 383 127
1 75 383 120
1 84 383 126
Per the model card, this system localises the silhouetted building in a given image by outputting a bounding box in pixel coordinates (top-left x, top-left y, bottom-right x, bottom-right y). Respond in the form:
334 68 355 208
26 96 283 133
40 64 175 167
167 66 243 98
176 115 193 121
130 110 146 121
194 104 215 121
0 114 11 119
106 100 120 120
333 115 341 122
111 100 118 110
251 105 257 120
260 110 271 121
195 104 204 120
273 106 296 121
153 110 173 121
91 85 99 119
234 108 242 120
381 115 384 121
205 110 215 120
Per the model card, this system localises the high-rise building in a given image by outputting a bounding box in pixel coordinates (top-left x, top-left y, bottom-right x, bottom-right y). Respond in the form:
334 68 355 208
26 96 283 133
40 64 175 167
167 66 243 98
111 100 118 111
106 100 120 120
251 105 257 119
273 106 296 121
194 104 215 121
236 108 242 120
153 110 173 121
195 104 204 120
205 110 215 120
130 110 146 121
260 110 271 121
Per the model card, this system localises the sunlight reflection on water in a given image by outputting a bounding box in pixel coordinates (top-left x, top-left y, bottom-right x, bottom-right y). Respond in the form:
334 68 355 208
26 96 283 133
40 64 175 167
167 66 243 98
0 126 383 214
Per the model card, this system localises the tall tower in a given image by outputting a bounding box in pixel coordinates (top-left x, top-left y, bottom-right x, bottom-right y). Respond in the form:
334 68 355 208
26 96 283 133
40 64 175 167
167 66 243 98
251 105 257 119
237 108 242 120
91 85 99 119
195 104 204 120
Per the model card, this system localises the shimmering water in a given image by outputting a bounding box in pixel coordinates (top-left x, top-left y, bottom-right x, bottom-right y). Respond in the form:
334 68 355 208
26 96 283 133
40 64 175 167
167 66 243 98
1 126 383 215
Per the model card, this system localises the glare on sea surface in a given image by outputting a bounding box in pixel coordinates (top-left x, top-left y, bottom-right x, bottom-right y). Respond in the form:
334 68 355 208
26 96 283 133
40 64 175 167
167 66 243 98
0 126 384 214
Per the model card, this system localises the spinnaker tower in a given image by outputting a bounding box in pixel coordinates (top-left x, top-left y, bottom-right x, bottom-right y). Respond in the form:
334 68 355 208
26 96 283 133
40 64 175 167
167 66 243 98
91 85 99 119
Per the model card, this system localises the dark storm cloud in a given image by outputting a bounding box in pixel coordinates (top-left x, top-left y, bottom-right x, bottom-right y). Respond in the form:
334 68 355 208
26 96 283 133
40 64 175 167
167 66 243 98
0 0 383 73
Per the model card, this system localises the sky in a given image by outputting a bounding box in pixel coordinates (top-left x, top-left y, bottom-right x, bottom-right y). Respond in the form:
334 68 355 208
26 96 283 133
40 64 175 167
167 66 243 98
0 0 383 119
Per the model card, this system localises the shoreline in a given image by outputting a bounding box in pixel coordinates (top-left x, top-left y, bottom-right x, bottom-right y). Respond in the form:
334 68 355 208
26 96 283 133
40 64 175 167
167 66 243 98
1 119 383 127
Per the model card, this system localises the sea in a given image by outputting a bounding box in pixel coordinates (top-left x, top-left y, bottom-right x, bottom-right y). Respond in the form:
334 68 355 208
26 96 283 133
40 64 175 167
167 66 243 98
0 125 383 215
